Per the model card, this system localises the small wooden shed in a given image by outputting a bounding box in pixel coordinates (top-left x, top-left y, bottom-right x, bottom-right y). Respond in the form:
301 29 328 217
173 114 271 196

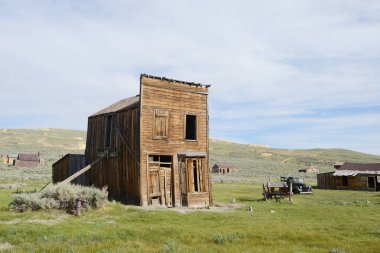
299 165 318 173
53 74 212 207
212 163 238 174
317 162 380 191
7 153 18 166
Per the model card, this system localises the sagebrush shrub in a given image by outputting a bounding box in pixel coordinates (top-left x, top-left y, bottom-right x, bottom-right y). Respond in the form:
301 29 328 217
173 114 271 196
11 183 108 213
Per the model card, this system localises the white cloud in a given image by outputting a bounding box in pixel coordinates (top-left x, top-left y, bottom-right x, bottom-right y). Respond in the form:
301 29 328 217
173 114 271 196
0 0 380 153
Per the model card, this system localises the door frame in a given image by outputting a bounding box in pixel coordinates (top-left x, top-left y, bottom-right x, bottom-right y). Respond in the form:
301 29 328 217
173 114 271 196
146 154 174 206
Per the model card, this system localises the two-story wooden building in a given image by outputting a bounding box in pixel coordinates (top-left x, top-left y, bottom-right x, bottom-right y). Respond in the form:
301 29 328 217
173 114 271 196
53 74 212 207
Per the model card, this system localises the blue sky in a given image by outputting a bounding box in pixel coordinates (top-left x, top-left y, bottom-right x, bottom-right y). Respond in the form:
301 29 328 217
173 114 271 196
1 0 380 155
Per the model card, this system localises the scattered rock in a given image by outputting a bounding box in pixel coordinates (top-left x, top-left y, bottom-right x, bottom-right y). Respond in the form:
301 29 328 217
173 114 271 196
231 198 236 203
248 206 253 212
270 210 276 213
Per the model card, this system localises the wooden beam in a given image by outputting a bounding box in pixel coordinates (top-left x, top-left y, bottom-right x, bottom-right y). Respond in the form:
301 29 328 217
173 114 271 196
61 156 104 184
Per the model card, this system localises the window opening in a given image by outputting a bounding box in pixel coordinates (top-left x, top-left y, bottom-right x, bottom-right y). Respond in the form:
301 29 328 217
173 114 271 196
342 176 348 186
105 115 113 148
368 177 375 189
193 160 199 192
185 114 197 140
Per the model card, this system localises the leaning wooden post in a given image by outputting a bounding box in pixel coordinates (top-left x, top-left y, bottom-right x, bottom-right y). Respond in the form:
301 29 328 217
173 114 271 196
61 156 104 184
289 181 293 203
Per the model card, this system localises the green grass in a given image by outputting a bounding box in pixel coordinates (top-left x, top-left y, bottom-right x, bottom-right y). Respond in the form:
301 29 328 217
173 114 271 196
1 182 379 252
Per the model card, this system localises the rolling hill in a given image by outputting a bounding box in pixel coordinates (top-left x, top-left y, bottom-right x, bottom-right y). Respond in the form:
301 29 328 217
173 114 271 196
1 128 380 184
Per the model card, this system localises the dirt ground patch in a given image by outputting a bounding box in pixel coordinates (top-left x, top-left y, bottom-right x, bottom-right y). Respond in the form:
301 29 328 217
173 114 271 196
140 202 242 214
0 215 68 226
26 216 68 225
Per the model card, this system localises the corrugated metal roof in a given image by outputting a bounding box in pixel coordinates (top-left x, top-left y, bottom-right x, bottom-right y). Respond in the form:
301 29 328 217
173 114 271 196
8 153 18 158
18 154 39 161
333 170 379 176
91 95 140 117
338 162 380 172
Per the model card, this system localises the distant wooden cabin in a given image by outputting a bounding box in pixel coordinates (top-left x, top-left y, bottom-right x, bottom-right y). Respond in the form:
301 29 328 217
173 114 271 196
212 163 238 174
16 153 40 167
7 153 18 166
299 165 318 173
53 74 212 207
317 162 380 191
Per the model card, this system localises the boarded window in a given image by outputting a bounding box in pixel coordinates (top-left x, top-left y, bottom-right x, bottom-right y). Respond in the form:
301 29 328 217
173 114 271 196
185 114 197 140
153 109 168 139
105 115 114 148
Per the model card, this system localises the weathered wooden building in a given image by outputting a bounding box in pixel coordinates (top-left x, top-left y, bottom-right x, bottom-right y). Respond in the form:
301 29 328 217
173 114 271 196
16 153 40 167
52 154 87 185
212 163 238 174
317 162 380 191
53 74 212 207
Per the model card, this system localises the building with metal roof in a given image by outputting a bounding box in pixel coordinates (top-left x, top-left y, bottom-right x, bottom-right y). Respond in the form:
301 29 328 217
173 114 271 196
317 162 380 191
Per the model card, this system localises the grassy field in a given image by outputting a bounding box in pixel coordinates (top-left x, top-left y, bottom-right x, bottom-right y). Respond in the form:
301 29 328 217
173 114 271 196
0 182 379 252
1 129 380 252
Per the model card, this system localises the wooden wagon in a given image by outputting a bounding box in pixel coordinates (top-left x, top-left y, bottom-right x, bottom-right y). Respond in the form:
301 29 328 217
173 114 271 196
262 182 290 201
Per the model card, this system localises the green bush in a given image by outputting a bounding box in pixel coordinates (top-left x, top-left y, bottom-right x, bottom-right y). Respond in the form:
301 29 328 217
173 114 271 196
11 183 108 213
213 232 246 244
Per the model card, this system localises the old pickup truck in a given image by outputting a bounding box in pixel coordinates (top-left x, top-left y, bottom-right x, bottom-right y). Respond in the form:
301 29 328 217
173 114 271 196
281 176 313 194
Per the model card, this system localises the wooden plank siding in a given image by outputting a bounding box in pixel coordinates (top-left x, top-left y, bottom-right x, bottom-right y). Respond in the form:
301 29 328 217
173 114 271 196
317 172 335 189
139 76 211 206
85 106 140 204
317 172 378 191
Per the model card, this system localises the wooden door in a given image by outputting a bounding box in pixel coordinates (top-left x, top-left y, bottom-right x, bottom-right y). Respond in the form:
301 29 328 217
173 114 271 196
179 157 207 201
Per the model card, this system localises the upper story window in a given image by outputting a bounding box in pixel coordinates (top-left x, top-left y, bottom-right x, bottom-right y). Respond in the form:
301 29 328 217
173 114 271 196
185 114 197 140
153 109 169 139
105 114 114 148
